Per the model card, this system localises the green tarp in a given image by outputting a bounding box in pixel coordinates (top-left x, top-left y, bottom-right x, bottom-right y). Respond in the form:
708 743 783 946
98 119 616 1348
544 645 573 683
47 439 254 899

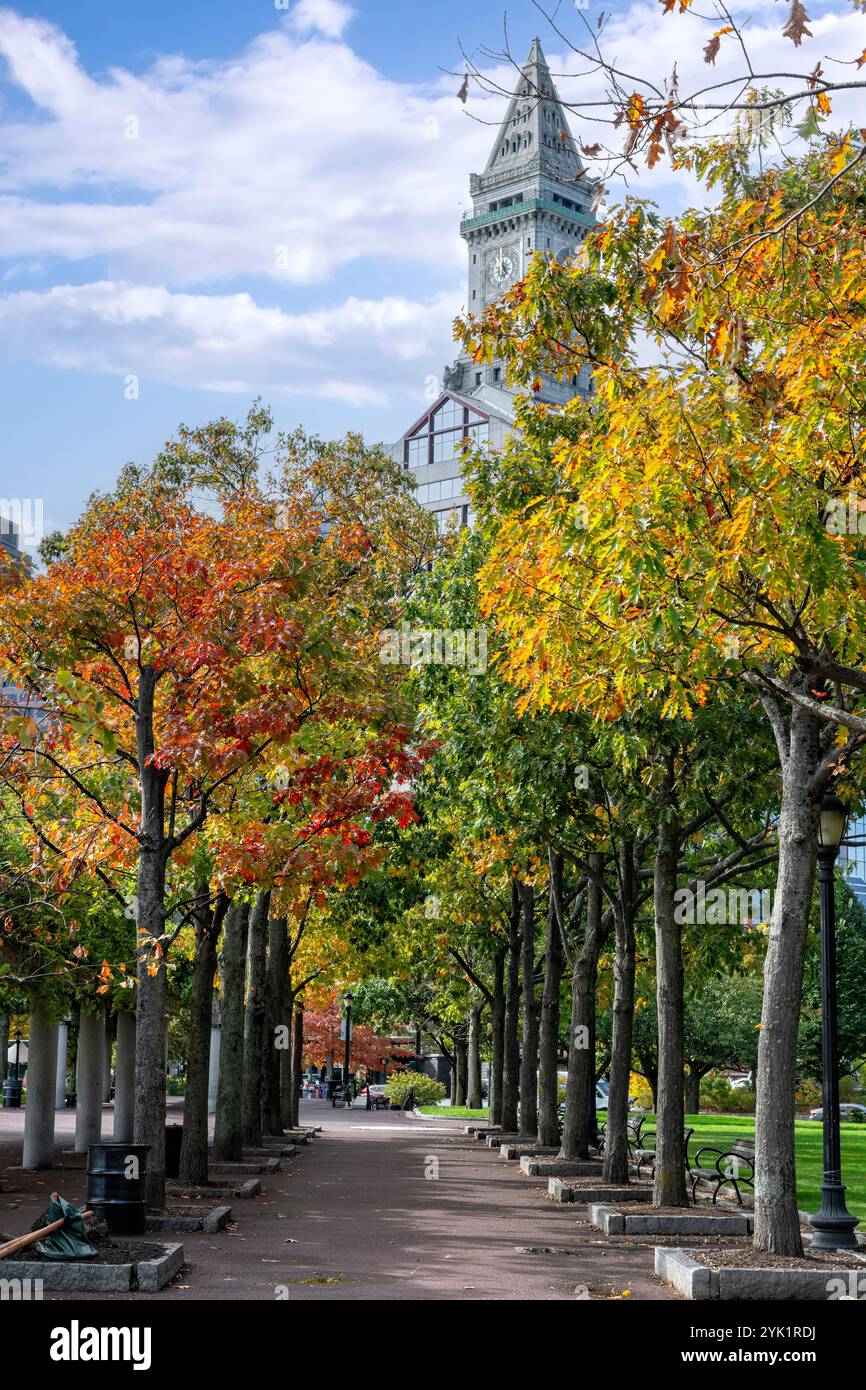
33 1193 96 1260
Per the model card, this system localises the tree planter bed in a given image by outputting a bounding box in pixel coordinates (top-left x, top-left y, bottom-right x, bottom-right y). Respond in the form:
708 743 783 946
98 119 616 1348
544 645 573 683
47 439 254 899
0 1240 184 1292
656 1246 866 1300
522 1157 604 1178
145 1204 231 1234
209 1158 280 1175
499 1143 559 1160
167 1178 260 1199
590 1202 753 1236
549 1177 652 1204
241 1146 299 1160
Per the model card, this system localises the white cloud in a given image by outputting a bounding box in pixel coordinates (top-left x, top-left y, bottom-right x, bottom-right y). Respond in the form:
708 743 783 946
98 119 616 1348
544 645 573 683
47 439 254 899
0 278 459 408
0 3 862 411
287 0 355 40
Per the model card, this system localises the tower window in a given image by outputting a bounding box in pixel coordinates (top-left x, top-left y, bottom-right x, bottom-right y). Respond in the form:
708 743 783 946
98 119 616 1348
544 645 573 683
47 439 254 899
475 372 482 386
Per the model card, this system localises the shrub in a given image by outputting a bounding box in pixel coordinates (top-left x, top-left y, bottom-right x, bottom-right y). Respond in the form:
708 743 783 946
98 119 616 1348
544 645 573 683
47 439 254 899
629 1072 655 1111
384 1071 446 1107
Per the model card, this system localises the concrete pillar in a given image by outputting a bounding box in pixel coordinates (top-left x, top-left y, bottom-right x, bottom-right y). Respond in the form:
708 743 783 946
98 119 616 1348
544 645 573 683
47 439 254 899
54 1020 69 1109
102 1016 115 1102
23 1010 59 1169
113 1009 136 1142
207 1014 221 1115
75 1008 105 1152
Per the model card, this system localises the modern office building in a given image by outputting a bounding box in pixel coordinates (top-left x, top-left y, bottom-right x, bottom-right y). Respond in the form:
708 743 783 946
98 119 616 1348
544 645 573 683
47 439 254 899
391 38 597 528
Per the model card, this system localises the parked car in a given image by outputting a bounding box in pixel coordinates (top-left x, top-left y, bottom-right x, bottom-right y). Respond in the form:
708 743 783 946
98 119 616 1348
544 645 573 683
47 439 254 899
808 1103 866 1122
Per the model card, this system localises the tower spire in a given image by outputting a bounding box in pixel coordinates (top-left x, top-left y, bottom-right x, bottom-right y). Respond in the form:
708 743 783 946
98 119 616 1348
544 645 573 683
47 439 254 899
483 36 583 183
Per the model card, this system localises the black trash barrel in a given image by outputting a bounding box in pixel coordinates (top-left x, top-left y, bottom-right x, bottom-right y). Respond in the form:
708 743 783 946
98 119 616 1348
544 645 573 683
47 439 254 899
87 1143 150 1234
165 1124 183 1179
2 1078 23 1109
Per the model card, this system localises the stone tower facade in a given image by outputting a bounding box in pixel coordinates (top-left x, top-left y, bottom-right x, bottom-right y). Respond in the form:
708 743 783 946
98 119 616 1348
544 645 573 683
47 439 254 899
444 37 596 404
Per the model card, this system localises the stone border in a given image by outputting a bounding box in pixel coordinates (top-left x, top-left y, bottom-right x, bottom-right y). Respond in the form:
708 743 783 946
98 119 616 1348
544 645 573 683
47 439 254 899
589 1202 752 1236
0 1242 184 1293
146 1204 231 1234
209 1158 280 1175
549 1179 652 1204
499 1143 558 1160
655 1246 866 1300
521 1157 603 1178
167 1178 260 1199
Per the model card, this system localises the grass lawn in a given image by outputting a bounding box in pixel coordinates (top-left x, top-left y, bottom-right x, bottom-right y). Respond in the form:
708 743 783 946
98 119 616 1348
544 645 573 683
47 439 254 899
668 1113 866 1223
417 1105 490 1120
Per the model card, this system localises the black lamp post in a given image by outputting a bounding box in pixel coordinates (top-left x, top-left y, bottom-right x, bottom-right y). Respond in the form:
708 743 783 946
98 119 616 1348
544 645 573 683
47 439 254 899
343 992 353 1102
808 792 860 1250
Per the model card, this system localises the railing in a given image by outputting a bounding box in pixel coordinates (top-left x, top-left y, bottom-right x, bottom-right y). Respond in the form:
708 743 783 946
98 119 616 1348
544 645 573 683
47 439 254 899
460 197 596 235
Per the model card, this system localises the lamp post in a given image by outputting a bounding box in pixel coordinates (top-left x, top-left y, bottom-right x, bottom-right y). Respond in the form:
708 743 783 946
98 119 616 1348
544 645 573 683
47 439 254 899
343 992 353 1104
808 792 860 1250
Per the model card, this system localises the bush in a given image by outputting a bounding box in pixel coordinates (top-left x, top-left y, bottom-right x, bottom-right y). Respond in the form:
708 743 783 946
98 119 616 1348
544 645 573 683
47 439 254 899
700 1074 755 1114
383 1071 446 1107
629 1072 655 1110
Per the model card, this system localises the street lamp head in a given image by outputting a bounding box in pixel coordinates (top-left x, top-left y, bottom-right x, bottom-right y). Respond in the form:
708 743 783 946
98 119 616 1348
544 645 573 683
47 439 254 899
343 992 353 1009
818 792 848 849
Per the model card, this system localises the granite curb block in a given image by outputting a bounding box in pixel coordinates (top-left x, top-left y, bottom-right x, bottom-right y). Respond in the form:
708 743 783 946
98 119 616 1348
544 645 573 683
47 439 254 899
499 1143 558 1160
0 1242 185 1293
209 1158 280 1175
654 1246 714 1299
167 1178 260 1199
548 1178 652 1204
146 1204 232 1234
485 1132 521 1148
655 1246 866 1300
589 1202 753 1236
521 1157 603 1178
465 1125 501 1137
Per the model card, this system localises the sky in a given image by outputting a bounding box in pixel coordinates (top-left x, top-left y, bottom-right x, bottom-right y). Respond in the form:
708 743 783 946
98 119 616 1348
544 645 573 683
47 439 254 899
0 0 863 549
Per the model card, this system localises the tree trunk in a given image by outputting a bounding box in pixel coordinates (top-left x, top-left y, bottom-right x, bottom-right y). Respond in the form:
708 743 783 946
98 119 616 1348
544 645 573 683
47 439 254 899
290 999 304 1129
0 1009 8 1083
653 808 688 1206
132 665 171 1210
454 1035 467 1107
179 890 228 1184
467 1004 482 1109
685 1065 703 1114
754 699 820 1255
560 855 604 1161
501 881 522 1134
213 901 250 1161
519 883 539 1137
263 917 289 1136
134 840 168 1208
242 890 270 1148
603 842 637 1185
537 853 564 1147
489 949 506 1124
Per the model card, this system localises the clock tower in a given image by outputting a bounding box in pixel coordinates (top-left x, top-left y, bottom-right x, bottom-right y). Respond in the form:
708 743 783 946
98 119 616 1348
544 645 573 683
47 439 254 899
444 37 596 405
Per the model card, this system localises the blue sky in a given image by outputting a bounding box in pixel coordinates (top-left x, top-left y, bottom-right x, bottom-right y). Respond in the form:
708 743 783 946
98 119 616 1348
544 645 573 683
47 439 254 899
0 0 861 549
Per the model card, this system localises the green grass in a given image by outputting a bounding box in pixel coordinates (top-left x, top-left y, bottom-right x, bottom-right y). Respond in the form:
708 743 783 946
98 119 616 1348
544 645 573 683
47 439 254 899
656 1113 866 1222
417 1105 490 1120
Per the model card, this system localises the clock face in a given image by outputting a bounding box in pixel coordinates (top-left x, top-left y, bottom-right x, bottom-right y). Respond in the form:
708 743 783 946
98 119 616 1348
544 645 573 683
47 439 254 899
487 244 520 290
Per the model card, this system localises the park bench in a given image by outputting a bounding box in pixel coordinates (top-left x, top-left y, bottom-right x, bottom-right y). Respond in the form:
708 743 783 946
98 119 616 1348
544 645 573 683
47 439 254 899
689 1137 755 1204
631 1124 695 1181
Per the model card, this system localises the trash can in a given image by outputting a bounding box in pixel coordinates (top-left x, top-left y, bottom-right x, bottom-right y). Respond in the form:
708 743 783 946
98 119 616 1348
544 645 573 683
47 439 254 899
2 1077 22 1109
165 1124 183 1179
87 1143 150 1234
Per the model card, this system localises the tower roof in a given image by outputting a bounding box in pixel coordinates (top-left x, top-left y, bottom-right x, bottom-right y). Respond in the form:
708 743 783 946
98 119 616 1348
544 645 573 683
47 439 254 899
483 37 583 184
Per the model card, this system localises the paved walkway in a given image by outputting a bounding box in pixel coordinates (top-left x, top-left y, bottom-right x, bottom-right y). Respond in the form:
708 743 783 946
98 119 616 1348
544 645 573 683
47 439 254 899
0 1101 673 1301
